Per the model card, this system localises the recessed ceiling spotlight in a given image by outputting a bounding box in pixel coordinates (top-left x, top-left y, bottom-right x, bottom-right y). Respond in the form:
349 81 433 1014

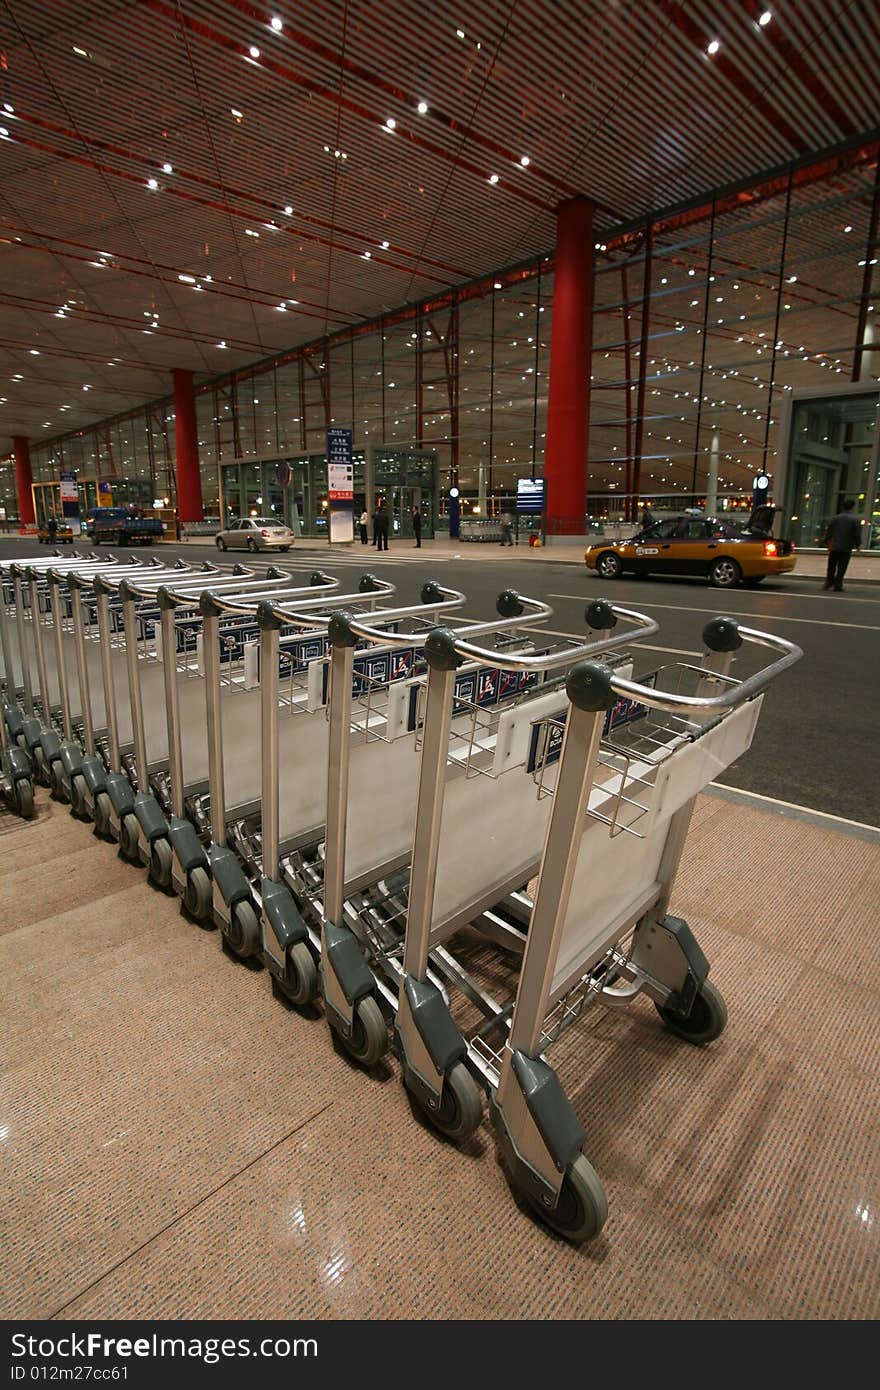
249 45 260 59
162 162 173 174
759 10 772 25
3 103 13 114
707 39 720 55
284 204 293 215
178 273 196 284
147 177 158 190
844 224 853 233
270 16 283 31
231 108 243 120
456 29 465 40
381 239 389 249
363 250 371 258
417 100 428 115
217 340 228 348
29 348 40 355
385 117 396 130
0 127 10 139
489 173 499 184
493 281 502 290
520 155 530 166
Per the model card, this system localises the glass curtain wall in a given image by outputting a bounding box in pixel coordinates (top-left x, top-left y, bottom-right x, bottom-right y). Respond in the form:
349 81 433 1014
7 154 879 545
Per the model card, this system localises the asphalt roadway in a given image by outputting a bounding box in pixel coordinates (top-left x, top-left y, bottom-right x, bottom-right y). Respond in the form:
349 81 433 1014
2 535 878 827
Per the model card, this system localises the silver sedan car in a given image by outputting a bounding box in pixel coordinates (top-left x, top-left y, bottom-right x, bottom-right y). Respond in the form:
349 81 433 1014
215 517 294 552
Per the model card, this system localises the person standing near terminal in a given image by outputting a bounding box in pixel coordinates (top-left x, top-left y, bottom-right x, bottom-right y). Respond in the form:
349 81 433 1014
823 499 861 592
412 506 422 548
359 508 369 545
47 514 58 544
373 501 389 551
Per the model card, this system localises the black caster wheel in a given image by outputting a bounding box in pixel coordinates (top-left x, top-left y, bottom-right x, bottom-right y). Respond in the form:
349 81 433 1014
416 1061 483 1142
183 865 212 920
15 779 35 819
69 776 88 820
525 1155 608 1244
655 979 727 1045
224 899 260 958
149 836 173 889
49 761 68 803
280 940 318 1006
119 812 141 863
93 791 113 838
338 995 387 1067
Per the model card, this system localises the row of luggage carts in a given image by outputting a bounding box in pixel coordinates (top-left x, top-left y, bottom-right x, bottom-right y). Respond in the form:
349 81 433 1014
0 551 801 1241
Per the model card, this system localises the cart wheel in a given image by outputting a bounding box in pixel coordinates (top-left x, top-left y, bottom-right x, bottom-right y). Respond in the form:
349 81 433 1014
69 775 88 820
15 778 34 819
149 835 173 888
49 761 68 802
184 865 212 920
423 1062 483 1142
119 812 141 862
708 557 742 589
596 550 622 580
280 941 318 1005
340 995 387 1067
226 899 260 958
94 790 113 837
655 978 728 1045
526 1154 608 1243
32 745 49 786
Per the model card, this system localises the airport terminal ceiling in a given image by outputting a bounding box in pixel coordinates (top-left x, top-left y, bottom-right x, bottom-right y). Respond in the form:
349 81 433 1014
1 0 880 507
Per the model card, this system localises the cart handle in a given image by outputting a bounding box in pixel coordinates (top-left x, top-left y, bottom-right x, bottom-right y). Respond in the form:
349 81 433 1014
428 599 659 672
570 618 802 717
319 587 553 650
251 578 463 634
112 566 340 605
195 572 395 619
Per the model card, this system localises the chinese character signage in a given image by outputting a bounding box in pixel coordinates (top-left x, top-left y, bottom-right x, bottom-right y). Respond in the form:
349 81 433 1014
517 477 546 513
327 428 354 543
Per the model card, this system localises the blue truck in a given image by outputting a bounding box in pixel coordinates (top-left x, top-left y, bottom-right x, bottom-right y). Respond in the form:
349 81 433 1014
86 506 165 546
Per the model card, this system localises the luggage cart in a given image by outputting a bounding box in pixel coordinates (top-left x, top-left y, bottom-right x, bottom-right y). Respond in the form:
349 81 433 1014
130 566 351 918
404 615 801 1240
192 572 401 955
83 563 336 888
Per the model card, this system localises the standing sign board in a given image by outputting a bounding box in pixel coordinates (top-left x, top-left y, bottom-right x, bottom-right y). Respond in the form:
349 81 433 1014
60 471 81 525
516 477 546 513
327 428 354 543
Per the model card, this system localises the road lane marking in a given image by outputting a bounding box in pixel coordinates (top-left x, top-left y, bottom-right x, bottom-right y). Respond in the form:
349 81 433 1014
548 595 880 633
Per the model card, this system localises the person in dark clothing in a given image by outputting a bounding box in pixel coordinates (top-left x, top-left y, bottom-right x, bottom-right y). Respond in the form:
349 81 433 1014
47 515 58 543
373 503 389 551
823 500 861 592
411 507 422 548
641 506 655 529
359 509 369 544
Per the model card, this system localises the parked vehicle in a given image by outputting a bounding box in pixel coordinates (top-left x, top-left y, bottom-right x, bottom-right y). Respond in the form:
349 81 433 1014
214 517 293 552
586 513 796 588
37 520 74 544
86 507 164 546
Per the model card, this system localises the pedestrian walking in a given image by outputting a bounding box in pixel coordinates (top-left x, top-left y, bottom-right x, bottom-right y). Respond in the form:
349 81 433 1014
373 502 389 552
641 506 655 529
359 509 369 545
500 511 514 546
412 506 422 548
47 515 58 544
823 500 861 592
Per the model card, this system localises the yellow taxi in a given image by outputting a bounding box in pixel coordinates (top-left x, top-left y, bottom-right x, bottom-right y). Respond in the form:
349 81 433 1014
585 514 796 588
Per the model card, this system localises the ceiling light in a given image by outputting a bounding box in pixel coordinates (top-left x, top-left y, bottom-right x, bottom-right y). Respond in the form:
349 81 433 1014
30 348 40 355
381 240 389 249
3 104 13 115
417 100 428 115
249 45 260 59
456 29 465 39
147 177 158 190
270 16 283 31
385 117 396 130
520 155 530 166
231 109 243 120
217 340 227 349
83 384 91 390
707 39 720 55
493 281 502 290
277 303 286 311
162 162 173 174
363 250 371 258
0 128 10 139
489 173 499 184
759 10 772 25
284 204 293 215
245 227 260 237
844 224 853 233
265 222 279 231
72 45 89 57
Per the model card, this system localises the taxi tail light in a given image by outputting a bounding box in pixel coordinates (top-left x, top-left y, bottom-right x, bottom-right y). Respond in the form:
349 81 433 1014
763 540 778 556
261 529 271 537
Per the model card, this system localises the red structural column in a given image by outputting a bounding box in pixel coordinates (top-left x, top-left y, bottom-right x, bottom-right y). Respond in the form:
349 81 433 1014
172 369 203 522
544 196 594 535
13 436 36 528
